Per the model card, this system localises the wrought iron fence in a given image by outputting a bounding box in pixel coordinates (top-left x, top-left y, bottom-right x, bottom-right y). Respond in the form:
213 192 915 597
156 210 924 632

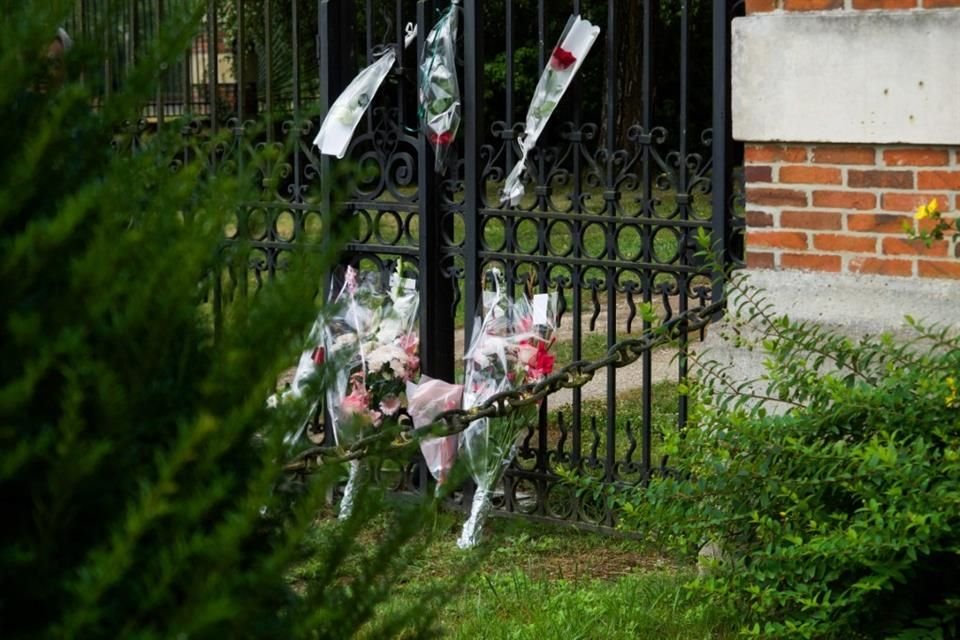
79 0 745 527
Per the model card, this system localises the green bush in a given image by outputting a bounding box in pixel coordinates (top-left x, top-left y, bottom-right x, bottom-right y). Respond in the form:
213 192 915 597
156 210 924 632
1 4 444 638
610 272 960 639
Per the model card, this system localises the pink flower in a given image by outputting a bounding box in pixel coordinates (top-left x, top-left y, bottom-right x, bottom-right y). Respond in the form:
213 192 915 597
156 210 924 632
516 316 534 334
380 394 401 417
400 333 419 356
341 377 371 416
405 354 420 381
550 46 576 71
312 346 325 366
344 266 358 293
341 391 369 417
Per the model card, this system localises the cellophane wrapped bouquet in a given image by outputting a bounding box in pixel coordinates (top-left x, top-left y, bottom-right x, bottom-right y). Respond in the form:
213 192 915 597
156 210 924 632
457 272 557 549
418 1 461 173
500 15 600 206
317 265 420 519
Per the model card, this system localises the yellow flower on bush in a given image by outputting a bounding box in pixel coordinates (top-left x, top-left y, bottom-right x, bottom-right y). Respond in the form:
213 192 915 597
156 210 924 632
915 198 939 221
947 377 960 409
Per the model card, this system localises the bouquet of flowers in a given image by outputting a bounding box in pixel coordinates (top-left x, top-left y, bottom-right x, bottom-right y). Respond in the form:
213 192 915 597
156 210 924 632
419 1 461 174
406 376 463 489
501 15 600 206
322 266 420 518
456 271 557 549
272 264 419 519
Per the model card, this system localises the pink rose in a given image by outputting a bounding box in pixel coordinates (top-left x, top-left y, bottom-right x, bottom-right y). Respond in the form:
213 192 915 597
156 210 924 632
516 316 534 334
344 266 358 293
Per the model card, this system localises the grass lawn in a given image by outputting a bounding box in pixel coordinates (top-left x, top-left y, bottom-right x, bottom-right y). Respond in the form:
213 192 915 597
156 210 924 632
292 510 736 639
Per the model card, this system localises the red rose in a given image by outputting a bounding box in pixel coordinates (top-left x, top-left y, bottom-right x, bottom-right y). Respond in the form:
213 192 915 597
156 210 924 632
550 46 576 71
312 346 325 366
429 131 454 146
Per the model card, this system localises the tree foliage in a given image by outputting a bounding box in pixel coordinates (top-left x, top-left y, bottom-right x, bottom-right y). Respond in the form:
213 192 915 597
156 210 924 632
0 2 446 638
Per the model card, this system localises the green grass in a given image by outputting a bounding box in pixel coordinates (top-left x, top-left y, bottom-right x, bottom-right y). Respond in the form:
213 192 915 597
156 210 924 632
292 511 735 639
542 380 684 473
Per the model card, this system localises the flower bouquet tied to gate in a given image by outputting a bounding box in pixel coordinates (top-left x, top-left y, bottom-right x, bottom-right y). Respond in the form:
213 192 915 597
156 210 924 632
323 266 420 519
312 48 397 159
457 271 557 549
419 1 461 174
501 15 600 206
275 264 419 519
313 23 418 158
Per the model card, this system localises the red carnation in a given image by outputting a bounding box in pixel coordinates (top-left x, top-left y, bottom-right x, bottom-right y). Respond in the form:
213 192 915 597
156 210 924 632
550 46 577 71
526 342 556 381
429 131 455 146
312 346 325 366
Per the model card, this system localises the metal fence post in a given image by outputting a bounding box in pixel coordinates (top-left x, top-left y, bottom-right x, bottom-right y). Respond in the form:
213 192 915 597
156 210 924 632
461 0 482 346
711 0 734 303
417 0 456 384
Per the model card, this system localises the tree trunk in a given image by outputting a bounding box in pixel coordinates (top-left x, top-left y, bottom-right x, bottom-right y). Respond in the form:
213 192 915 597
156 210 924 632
605 0 647 149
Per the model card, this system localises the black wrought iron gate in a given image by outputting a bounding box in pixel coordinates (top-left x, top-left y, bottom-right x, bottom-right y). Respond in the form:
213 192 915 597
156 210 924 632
313 0 743 525
80 0 744 526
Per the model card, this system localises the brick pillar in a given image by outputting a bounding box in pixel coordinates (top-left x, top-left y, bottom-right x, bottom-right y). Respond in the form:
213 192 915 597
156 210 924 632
745 145 960 279
735 3 960 280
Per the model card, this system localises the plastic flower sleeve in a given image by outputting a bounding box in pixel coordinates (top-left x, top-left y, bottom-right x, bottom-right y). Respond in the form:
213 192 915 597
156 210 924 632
406 376 463 487
419 1 461 174
312 49 396 159
456 272 558 549
501 15 600 206
320 265 421 520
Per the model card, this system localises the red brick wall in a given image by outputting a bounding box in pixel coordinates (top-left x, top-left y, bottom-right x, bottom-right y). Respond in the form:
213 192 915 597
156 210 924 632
745 145 960 279
746 0 960 12
739 3 960 279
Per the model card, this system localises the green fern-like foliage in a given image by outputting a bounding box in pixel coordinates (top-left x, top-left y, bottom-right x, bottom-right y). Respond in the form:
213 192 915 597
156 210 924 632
0 3 445 638
608 264 960 639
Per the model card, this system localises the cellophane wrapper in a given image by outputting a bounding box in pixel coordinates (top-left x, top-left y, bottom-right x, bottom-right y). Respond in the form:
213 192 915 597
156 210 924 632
272 266 419 519
312 48 396 159
418 2 461 174
457 273 557 548
501 15 600 206
406 376 463 489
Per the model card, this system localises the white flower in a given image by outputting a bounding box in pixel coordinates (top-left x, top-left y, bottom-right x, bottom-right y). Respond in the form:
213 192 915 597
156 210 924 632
377 317 402 344
330 332 357 353
367 343 408 374
516 342 538 367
